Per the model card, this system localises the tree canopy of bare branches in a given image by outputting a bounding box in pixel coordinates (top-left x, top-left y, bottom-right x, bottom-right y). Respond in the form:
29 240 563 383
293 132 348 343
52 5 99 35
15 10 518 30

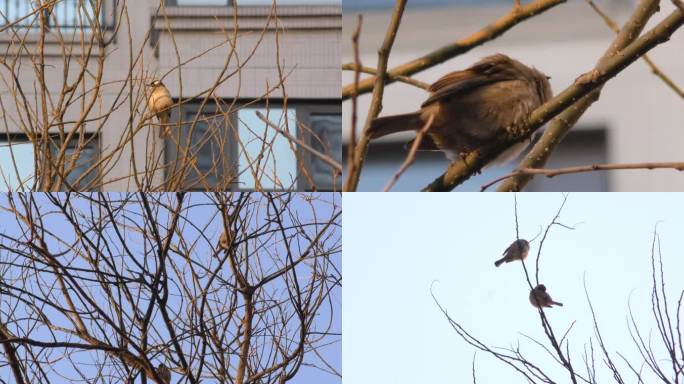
433 195 684 383
0 192 341 383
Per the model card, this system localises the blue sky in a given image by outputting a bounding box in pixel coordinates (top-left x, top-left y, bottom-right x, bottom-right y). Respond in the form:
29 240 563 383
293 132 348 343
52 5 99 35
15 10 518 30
343 193 684 383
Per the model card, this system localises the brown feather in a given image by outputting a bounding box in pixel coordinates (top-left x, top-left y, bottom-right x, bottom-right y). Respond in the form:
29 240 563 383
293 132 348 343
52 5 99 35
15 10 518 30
367 54 552 164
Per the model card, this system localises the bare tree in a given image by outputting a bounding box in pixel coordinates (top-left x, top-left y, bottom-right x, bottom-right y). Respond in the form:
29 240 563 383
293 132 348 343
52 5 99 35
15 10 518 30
433 196 684 383
0 192 341 383
0 1 341 191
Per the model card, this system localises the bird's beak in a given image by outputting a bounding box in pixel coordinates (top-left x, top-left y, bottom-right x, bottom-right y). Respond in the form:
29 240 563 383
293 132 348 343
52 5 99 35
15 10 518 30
546 76 551 80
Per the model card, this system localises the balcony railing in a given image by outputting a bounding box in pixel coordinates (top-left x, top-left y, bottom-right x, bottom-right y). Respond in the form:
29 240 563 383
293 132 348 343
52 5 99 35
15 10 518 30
0 0 112 30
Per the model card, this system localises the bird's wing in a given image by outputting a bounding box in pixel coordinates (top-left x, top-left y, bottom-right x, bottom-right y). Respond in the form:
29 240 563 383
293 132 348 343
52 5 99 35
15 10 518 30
150 87 174 112
421 54 520 108
158 90 174 110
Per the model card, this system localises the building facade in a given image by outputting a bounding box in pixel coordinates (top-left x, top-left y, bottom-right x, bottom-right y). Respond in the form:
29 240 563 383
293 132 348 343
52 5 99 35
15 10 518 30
0 0 341 191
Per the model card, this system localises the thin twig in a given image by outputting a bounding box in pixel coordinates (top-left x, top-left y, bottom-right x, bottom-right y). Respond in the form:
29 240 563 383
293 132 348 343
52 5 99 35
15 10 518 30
674 0 684 13
481 162 684 191
424 3 683 191
348 15 363 182
586 0 684 99
344 0 407 191
496 0 663 192
341 0 566 99
382 114 435 191
254 111 343 174
341 63 430 90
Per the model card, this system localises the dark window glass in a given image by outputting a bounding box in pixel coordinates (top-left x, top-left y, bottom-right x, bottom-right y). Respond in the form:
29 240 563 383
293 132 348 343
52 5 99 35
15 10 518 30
166 106 236 190
346 128 607 191
344 0 510 10
309 113 342 190
169 0 338 4
173 0 229 5
56 141 100 190
526 129 608 192
166 101 340 191
0 136 99 191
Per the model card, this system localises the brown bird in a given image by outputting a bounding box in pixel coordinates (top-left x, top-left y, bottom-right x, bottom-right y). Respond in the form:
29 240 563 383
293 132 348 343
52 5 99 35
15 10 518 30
219 229 233 250
368 54 552 164
148 80 173 138
156 363 171 384
494 239 529 267
529 284 563 308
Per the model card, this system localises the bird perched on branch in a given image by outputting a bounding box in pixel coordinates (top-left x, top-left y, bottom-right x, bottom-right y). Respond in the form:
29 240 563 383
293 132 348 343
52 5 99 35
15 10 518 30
148 80 173 137
368 54 552 165
529 284 563 308
219 229 233 250
494 239 529 267
156 363 171 384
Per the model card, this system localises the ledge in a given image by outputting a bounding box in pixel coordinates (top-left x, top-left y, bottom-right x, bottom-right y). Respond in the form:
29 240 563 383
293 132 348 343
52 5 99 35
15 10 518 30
153 5 342 31
0 29 116 57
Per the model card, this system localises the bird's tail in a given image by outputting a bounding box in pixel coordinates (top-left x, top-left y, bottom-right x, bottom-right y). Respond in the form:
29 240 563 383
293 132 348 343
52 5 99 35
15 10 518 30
159 112 170 138
494 257 506 267
368 112 422 139
552 301 563 307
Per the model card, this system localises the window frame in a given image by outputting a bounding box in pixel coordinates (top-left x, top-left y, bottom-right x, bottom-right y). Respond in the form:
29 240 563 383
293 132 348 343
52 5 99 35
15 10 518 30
0 0 115 31
296 102 342 191
165 0 232 5
164 102 238 191
0 133 101 191
164 99 340 191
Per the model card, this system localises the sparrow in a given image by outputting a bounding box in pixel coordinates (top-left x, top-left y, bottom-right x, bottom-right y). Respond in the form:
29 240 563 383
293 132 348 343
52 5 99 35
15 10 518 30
219 229 233 250
156 363 171 384
148 80 173 137
529 284 563 308
368 54 552 164
494 239 529 267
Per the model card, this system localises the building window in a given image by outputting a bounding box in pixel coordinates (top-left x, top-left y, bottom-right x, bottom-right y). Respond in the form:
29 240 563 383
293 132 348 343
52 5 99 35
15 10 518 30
55 137 100 190
0 135 99 191
0 141 34 191
298 105 342 191
344 128 607 191
165 101 340 191
165 104 236 191
344 0 527 10
526 129 608 191
0 0 107 30
166 0 232 6
167 0 340 5
171 0 230 5
238 107 298 190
